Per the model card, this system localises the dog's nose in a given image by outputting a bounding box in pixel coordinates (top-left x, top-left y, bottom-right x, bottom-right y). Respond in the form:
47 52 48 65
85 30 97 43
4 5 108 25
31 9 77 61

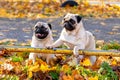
41 26 44 28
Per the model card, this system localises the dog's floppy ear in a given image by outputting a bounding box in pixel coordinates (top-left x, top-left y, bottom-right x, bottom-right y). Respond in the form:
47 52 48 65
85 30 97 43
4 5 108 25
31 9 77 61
63 14 66 18
75 15 82 23
63 13 70 17
48 23 52 29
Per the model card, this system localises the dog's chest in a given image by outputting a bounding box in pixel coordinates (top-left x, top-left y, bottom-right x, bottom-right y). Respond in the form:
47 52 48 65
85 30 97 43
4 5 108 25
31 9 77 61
61 33 80 45
60 29 81 44
31 42 46 48
31 38 52 48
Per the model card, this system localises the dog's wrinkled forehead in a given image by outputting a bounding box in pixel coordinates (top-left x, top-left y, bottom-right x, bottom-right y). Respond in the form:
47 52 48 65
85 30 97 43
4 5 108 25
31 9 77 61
64 13 77 21
35 22 48 28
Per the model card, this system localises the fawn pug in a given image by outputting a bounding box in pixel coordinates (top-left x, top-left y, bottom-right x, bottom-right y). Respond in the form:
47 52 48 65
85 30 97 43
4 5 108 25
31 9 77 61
47 13 96 65
29 22 56 64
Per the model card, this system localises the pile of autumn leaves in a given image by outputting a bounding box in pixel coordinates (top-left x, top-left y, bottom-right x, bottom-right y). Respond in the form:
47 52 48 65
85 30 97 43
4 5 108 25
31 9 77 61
0 1 120 19
0 41 120 80
0 55 119 80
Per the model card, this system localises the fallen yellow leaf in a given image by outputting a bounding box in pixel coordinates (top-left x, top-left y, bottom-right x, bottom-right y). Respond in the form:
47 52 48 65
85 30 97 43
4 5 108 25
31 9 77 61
80 57 92 66
40 64 49 72
28 71 33 78
111 59 117 66
88 76 98 80
29 64 40 72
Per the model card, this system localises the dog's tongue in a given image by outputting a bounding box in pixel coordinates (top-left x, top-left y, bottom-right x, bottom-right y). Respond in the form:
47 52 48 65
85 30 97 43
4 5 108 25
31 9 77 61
36 33 44 37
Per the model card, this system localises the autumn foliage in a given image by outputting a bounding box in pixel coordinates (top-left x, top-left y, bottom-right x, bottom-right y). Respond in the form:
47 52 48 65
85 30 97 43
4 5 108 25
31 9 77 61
0 1 120 19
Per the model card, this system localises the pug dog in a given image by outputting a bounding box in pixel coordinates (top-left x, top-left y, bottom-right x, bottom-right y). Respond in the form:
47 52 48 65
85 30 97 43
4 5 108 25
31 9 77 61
48 13 96 65
29 22 56 64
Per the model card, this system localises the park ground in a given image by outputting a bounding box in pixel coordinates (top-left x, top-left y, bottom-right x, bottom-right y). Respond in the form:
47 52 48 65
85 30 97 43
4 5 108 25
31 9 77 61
0 17 119 44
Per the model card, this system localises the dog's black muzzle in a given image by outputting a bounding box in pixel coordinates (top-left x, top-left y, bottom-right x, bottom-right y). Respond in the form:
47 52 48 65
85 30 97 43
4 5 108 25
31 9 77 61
63 22 75 31
35 26 49 39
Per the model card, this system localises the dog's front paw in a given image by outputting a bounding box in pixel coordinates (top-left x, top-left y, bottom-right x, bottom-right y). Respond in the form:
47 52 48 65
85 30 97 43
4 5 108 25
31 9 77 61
46 46 53 49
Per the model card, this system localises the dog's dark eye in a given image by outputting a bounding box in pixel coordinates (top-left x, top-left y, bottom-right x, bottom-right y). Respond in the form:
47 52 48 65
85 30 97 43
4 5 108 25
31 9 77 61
35 26 39 28
69 19 76 24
